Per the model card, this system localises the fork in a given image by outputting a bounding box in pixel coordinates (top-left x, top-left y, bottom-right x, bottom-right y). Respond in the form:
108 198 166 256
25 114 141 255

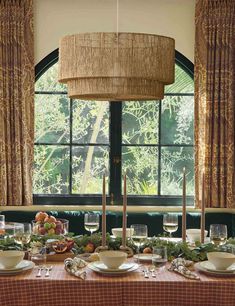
149 266 156 278
144 268 149 278
36 266 44 278
45 266 53 277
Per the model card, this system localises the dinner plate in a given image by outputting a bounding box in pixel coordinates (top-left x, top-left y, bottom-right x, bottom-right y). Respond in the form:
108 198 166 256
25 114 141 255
88 262 139 275
0 260 35 276
93 262 135 272
0 260 31 272
195 261 235 276
199 261 235 273
133 254 152 262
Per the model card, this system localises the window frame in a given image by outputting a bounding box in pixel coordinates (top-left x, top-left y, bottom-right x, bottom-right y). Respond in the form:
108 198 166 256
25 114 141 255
34 49 194 206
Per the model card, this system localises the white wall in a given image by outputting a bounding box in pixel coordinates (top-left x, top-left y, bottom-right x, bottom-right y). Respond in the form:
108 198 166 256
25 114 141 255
34 0 195 64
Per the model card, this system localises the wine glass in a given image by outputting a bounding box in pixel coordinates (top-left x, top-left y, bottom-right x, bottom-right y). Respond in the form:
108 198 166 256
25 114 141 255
130 224 148 263
152 246 167 272
210 224 227 246
163 214 178 238
14 223 32 249
84 213 99 235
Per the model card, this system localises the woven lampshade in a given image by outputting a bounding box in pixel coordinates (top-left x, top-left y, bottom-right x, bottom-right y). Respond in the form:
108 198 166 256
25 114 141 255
58 32 175 101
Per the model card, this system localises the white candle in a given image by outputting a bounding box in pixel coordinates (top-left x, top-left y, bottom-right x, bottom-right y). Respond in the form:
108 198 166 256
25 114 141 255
122 174 127 247
201 173 205 243
182 168 186 242
102 174 106 247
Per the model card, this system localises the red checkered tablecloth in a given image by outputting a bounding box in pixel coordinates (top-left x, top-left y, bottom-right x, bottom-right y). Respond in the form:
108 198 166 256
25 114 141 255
0 262 235 306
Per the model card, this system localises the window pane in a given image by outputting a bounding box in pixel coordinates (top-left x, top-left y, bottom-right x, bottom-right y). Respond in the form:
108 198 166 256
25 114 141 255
34 145 69 194
73 100 109 144
161 96 194 145
161 146 194 196
35 63 67 92
122 101 159 144
122 146 158 195
165 64 194 93
35 94 70 143
72 146 109 194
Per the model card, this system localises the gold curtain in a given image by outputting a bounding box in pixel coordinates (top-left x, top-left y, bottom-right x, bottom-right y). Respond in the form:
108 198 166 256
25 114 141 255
195 0 235 208
0 0 34 206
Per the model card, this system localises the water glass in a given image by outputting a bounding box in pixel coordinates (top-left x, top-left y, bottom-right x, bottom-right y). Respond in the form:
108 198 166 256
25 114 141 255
152 246 167 272
29 247 47 266
130 224 148 263
163 214 178 237
14 223 32 248
84 213 99 235
210 224 227 246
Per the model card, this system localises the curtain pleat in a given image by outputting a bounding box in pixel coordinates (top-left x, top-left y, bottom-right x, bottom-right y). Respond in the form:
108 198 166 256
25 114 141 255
195 0 235 208
0 0 34 206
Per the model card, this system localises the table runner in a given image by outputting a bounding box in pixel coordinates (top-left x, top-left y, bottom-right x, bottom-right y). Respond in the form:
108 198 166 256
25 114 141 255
0 262 235 306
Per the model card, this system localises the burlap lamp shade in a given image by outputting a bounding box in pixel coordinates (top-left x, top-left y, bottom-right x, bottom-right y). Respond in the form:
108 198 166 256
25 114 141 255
58 32 175 101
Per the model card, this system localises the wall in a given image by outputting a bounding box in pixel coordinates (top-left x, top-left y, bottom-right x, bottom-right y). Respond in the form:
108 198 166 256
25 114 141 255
34 0 195 64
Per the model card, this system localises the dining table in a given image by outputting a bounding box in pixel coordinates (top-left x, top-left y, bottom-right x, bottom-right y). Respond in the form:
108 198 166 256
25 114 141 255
1 260 235 306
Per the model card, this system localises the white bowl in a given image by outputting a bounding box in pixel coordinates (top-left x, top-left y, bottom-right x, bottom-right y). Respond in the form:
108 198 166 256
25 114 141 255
186 229 208 243
112 228 134 238
99 251 127 269
207 252 235 270
0 250 25 269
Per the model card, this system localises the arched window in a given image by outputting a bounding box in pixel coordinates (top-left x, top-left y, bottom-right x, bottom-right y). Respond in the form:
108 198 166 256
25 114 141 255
34 49 194 206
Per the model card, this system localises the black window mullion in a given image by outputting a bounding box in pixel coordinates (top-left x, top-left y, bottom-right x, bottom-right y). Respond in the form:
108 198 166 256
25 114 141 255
109 102 122 204
69 98 73 194
158 100 162 196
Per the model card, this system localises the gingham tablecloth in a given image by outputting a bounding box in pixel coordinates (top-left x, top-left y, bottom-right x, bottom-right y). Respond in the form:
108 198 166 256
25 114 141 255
0 261 235 306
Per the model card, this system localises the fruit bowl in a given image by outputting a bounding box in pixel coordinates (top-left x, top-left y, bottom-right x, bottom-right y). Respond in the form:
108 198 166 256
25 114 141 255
32 212 69 236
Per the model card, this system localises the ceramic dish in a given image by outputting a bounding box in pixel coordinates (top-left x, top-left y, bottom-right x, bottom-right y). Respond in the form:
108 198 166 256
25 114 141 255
0 260 31 272
199 261 235 273
133 254 152 262
93 262 135 272
0 260 35 276
194 261 235 276
88 262 139 275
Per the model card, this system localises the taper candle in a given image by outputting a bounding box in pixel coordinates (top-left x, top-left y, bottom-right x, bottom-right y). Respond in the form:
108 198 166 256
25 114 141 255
200 173 205 243
102 174 106 247
182 167 186 242
122 174 127 247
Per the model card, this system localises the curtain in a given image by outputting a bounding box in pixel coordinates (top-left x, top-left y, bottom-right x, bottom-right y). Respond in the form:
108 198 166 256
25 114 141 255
0 0 34 206
195 0 235 208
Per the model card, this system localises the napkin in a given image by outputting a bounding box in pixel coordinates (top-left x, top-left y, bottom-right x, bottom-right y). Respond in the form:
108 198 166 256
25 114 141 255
168 258 200 280
64 257 87 280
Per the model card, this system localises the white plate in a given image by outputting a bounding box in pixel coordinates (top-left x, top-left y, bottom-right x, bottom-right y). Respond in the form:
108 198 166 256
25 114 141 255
93 262 135 272
0 260 31 272
88 262 139 275
199 261 235 273
195 261 235 276
0 260 35 275
133 254 153 262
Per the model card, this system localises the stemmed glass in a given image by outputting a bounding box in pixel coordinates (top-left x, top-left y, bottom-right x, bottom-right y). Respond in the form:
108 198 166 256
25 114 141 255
0 215 5 236
210 224 227 247
14 223 32 250
152 246 167 273
163 214 178 238
130 224 148 263
84 213 99 235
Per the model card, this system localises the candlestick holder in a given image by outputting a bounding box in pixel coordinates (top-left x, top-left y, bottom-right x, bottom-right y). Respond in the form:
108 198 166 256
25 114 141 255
119 245 134 258
95 245 109 253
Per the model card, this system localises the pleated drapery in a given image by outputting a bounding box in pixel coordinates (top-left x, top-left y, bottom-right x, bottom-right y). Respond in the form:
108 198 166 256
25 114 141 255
194 0 235 208
0 0 34 206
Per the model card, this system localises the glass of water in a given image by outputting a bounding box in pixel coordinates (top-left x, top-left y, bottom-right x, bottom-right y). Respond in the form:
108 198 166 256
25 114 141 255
210 224 227 246
84 213 99 235
152 246 167 272
163 214 178 237
14 223 32 249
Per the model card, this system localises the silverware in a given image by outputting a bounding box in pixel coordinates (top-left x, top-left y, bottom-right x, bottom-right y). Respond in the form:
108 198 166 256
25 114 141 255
36 266 44 278
144 268 149 278
45 266 53 277
149 266 156 278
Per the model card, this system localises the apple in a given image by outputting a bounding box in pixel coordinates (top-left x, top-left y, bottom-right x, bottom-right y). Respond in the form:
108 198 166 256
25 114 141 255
35 212 48 222
50 222 56 229
44 216 57 223
84 242 95 253
143 247 152 254
47 228 55 235
39 227 46 235
44 222 51 230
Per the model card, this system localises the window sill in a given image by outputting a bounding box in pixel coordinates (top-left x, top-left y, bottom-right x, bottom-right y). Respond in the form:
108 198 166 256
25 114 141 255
0 205 235 213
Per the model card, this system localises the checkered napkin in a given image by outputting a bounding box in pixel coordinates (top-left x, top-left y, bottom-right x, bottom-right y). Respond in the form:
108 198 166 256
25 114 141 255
64 257 87 280
168 258 200 280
